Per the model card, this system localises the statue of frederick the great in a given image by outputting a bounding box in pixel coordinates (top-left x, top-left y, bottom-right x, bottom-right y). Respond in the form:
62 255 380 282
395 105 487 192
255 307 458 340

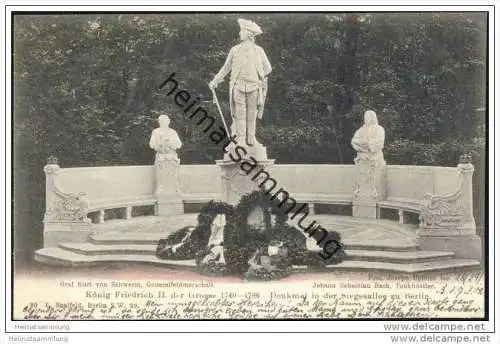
209 18 272 149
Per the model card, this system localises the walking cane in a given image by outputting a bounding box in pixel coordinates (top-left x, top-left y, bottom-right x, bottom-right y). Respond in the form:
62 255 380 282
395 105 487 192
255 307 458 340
210 86 231 137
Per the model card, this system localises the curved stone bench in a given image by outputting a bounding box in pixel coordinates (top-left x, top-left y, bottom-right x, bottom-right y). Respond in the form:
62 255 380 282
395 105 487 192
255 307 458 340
87 193 227 223
293 194 353 205
181 193 224 204
41 163 461 227
291 195 422 223
40 159 481 260
377 197 422 224
87 197 158 222
88 197 157 212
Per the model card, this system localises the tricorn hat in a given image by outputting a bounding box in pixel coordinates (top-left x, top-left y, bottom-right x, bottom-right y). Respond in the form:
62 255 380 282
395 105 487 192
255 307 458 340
237 18 263 35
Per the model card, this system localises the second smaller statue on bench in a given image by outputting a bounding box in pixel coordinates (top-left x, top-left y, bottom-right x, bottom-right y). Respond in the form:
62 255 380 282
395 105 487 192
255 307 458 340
351 110 387 217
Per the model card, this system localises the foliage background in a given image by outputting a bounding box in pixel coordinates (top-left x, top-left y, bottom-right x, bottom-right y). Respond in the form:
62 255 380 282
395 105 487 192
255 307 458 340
13 13 487 266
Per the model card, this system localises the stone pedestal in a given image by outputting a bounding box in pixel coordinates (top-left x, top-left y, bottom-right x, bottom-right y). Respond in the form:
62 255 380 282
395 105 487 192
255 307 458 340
157 198 184 217
216 145 274 205
417 159 482 260
155 159 183 216
223 142 269 162
352 157 387 219
352 201 379 219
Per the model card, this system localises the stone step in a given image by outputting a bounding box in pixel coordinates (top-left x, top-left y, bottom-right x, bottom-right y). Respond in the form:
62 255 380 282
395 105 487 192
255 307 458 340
34 247 479 273
311 258 480 273
343 249 454 263
341 243 418 252
34 247 197 269
90 215 198 233
89 232 161 245
58 242 453 264
89 232 419 252
60 242 156 255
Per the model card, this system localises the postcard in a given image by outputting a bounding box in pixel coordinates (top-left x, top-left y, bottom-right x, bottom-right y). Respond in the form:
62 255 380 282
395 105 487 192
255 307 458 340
5 7 495 340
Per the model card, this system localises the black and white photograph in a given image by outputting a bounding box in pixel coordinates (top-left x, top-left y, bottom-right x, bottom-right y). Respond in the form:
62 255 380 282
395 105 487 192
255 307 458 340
3 3 497 342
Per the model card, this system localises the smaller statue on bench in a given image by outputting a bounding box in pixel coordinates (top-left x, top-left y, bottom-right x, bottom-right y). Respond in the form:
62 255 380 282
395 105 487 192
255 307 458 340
149 114 183 199
351 110 387 214
351 110 385 164
149 114 182 164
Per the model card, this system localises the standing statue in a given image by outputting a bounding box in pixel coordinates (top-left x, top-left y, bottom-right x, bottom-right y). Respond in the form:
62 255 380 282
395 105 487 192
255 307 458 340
351 110 385 164
149 114 182 164
149 115 183 214
209 18 272 148
351 110 387 217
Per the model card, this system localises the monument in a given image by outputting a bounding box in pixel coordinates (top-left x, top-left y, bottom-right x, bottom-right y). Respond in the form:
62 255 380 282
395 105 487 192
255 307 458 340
209 18 274 205
149 114 183 216
351 110 387 218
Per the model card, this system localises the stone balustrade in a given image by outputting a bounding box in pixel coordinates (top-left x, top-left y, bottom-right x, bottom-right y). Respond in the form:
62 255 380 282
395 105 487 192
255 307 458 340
42 156 480 259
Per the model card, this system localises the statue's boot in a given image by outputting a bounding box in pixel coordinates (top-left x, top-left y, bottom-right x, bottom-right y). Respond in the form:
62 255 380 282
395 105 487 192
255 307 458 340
235 119 247 146
246 111 257 146
246 135 256 147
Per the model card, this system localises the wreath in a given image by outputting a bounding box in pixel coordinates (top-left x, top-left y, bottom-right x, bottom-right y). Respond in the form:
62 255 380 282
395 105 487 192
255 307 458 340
155 201 233 262
224 189 328 279
155 189 346 280
194 201 234 276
